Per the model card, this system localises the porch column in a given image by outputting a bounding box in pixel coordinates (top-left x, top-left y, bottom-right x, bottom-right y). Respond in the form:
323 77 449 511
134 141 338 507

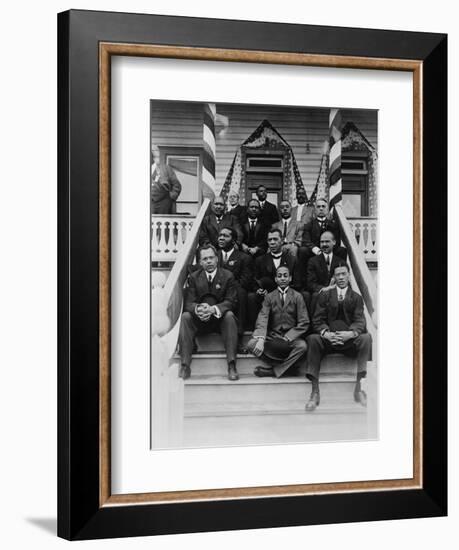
328 108 342 209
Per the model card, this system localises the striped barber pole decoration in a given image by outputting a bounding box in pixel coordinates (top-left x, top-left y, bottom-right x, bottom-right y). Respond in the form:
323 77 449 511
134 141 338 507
202 103 217 199
328 108 342 209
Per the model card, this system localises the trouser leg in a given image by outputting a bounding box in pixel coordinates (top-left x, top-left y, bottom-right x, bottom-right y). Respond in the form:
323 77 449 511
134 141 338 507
353 333 372 375
273 338 308 378
219 311 238 365
236 286 247 337
306 333 326 380
179 312 199 367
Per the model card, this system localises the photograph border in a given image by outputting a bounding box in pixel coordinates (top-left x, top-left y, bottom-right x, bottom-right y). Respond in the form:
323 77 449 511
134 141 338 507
58 9 447 540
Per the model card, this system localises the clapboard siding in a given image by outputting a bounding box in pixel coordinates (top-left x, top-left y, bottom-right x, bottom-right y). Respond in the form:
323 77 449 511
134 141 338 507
150 100 377 198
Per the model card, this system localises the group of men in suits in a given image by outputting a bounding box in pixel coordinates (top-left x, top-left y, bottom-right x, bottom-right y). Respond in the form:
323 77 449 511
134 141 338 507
178 186 372 411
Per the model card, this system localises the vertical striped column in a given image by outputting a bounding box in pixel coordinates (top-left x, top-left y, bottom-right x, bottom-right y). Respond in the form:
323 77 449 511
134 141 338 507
328 108 342 209
202 103 217 199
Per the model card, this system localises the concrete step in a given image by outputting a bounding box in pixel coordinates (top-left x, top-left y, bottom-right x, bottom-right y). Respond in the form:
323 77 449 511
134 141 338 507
184 373 364 416
180 352 357 377
195 331 251 352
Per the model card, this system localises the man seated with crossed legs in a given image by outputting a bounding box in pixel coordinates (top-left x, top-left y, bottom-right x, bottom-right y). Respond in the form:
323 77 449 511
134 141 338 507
247 265 309 378
305 262 372 411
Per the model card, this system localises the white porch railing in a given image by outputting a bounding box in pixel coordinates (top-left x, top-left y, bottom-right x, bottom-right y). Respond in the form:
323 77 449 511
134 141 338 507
347 217 378 262
151 214 195 262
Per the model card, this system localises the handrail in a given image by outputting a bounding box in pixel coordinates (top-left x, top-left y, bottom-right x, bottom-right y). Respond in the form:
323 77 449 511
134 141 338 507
163 198 210 331
335 204 377 326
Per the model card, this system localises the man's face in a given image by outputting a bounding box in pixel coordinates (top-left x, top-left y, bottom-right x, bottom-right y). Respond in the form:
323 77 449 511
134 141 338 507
279 201 292 219
320 231 335 254
247 200 260 219
199 248 218 272
275 267 291 289
267 231 282 254
212 198 225 216
334 266 350 288
228 192 239 206
256 186 267 201
315 200 329 217
217 228 233 251
151 147 160 164
297 189 306 204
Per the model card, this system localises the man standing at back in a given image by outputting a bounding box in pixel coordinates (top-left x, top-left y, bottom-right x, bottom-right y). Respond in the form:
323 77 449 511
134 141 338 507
199 196 243 248
255 185 280 228
151 144 182 214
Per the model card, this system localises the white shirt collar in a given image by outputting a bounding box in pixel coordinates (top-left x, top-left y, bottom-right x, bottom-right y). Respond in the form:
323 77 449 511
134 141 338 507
337 286 348 298
282 217 292 223
278 286 289 294
223 248 234 259
206 269 218 281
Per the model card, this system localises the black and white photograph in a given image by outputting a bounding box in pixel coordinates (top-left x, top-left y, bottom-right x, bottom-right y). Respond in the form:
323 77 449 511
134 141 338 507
150 100 378 449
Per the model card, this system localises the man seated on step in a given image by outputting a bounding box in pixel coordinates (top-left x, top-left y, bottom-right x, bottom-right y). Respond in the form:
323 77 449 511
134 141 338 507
306 230 344 313
247 228 305 330
271 200 304 259
179 244 240 381
199 195 243 248
305 262 372 412
247 265 309 378
217 226 253 353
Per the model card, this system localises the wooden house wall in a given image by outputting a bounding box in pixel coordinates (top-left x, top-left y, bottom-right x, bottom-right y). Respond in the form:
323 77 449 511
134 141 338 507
150 100 377 200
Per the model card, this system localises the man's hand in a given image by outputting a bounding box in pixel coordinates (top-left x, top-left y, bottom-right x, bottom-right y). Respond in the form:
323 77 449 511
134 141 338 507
312 246 321 256
323 331 342 345
335 330 355 343
256 288 268 297
196 303 212 322
252 339 265 357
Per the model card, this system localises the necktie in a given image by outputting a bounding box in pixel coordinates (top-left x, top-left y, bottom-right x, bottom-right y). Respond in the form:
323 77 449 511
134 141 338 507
223 252 228 264
249 221 255 241
207 274 212 290
280 291 285 306
338 291 344 302
325 255 330 271
283 221 288 239
216 217 221 225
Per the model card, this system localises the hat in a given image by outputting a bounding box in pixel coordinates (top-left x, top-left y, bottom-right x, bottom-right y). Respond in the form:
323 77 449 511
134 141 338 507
258 276 277 292
263 338 291 361
199 293 218 306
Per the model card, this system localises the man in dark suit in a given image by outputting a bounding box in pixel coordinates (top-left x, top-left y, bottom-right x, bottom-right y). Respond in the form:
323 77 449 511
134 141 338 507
305 263 372 411
306 231 344 312
255 184 280 227
301 198 347 259
179 244 239 381
217 226 253 350
241 199 270 258
227 190 247 224
272 200 304 259
199 196 243 248
151 145 182 214
247 265 309 378
247 228 302 329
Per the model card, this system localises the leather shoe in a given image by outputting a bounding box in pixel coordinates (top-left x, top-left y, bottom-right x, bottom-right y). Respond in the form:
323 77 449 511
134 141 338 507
354 385 367 407
237 344 248 354
179 365 191 380
254 365 275 377
305 389 320 412
228 364 239 381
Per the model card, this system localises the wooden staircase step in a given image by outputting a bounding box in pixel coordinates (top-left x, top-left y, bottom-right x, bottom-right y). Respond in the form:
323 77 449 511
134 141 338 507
177 353 357 377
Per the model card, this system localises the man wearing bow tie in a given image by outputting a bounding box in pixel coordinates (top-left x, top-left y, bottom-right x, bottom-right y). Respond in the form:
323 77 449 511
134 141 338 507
179 244 239 381
247 265 309 378
217 227 253 351
305 263 372 411
199 196 243 248
301 198 347 259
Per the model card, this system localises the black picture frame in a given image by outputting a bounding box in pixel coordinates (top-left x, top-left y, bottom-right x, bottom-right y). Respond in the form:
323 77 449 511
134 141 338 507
58 9 447 540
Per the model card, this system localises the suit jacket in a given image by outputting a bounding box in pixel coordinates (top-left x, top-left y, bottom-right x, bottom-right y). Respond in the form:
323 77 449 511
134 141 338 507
199 213 243 247
313 287 366 335
242 218 270 253
259 200 280 228
253 287 309 341
217 249 253 291
302 216 342 251
184 268 238 317
272 218 304 247
307 253 344 293
254 252 300 292
151 164 182 214
291 203 314 225
227 204 247 224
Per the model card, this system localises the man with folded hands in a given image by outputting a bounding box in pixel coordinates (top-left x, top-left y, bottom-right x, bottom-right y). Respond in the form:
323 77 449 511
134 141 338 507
179 244 239 381
305 262 372 411
246 265 309 378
